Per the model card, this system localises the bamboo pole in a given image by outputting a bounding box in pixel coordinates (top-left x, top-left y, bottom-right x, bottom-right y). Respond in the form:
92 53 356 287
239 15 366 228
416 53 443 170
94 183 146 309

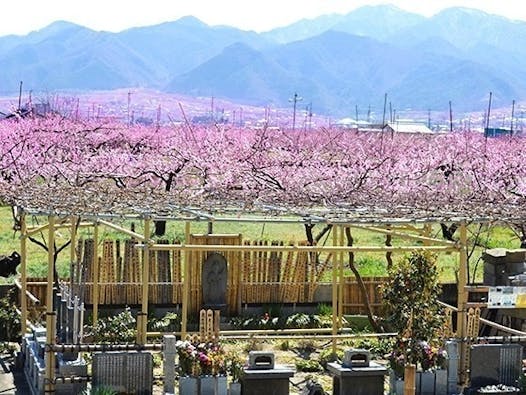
350 224 456 246
92 223 99 325
458 222 469 385
45 215 56 394
332 226 338 354
98 219 148 241
140 244 458 253
20 213 28 335
181 221 191 338
338 226 344 328
138 218 151 344
70 216 77 299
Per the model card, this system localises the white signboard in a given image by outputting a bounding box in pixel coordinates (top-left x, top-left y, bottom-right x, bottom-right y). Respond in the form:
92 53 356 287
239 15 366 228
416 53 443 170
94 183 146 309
487 286 526 309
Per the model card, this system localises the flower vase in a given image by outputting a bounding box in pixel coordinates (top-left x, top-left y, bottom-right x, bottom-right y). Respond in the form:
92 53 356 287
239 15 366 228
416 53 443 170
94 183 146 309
179 376 199 395
200 376 216 395
390 369 447 395
216 376 228 395
229 382 241 395
199 375 228 395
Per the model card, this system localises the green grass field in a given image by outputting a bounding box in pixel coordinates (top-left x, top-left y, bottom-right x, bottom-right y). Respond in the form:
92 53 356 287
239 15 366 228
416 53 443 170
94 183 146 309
0 205 521 284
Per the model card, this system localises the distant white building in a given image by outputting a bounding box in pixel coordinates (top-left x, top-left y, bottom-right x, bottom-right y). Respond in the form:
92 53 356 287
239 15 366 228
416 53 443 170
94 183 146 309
382 121 433 134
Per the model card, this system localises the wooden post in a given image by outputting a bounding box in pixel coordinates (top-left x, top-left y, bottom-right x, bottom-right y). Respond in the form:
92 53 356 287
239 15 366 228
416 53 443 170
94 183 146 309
181 221 191 338
332 225 338 354
20 213 28 335
458 222 469 384
138 218 151 344
403 364 416 395
92 222 99 325
45 215 56 394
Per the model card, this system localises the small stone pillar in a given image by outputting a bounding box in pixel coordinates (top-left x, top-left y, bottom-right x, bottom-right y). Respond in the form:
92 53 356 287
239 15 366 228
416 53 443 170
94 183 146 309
164 335 176 394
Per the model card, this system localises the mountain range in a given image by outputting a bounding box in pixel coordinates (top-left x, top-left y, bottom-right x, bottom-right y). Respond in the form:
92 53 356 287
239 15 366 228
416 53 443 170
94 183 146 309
0 5 524 116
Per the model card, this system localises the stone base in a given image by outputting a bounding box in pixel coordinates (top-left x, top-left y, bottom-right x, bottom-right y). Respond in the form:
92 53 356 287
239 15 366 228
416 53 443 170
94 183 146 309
327 361 387 395
240 365 295 395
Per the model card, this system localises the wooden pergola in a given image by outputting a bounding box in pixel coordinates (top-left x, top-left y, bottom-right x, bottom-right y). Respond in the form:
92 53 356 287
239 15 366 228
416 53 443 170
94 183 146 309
11 182 525 393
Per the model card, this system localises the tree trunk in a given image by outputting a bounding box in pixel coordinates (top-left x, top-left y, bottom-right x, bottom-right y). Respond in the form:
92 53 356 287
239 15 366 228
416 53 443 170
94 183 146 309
154 220 166 236
344 227 383 332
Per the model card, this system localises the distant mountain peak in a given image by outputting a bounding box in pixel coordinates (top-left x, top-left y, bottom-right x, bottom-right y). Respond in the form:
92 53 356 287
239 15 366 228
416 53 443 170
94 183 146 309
175 15 208 27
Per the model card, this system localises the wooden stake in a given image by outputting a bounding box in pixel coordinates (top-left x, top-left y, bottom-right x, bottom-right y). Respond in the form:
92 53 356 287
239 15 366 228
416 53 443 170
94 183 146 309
404 364 416 395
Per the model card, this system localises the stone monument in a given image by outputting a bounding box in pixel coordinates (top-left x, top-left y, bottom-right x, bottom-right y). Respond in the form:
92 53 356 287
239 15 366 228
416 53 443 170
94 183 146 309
202 252 228 312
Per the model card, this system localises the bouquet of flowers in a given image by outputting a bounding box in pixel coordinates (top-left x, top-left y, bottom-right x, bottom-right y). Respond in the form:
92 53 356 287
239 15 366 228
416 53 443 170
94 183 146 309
176 340 227 377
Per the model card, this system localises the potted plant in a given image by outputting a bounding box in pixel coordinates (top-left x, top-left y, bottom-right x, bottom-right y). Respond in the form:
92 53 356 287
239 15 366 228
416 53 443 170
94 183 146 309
226 351 244 395
381 251 448 394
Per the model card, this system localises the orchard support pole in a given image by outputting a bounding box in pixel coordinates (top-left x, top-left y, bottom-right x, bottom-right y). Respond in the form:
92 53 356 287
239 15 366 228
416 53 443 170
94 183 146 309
181 221 191 338
458 222 469 385
45 215 56 394
20 213 28 335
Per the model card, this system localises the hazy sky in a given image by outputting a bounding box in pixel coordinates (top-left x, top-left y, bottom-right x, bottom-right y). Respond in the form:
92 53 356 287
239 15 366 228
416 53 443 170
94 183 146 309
2 0 526 36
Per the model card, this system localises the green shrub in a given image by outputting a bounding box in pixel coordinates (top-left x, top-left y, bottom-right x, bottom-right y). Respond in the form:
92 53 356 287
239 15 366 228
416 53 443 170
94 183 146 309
295 359 322 372
86 308 136 343
0 289 21 342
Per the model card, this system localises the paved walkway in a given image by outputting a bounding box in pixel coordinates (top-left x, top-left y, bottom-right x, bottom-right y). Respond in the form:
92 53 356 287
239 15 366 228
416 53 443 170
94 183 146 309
0 354 30 395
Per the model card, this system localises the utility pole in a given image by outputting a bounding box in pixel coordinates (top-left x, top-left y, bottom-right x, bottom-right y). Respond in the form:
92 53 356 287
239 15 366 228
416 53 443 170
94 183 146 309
355 105 358 123
511 99 515 136
449 100 453 132
485 91 492 138
289 92 303 131
382 93 387 127
127 91 132 126
428 109 431 129
18 81 23 111
307 102 313 131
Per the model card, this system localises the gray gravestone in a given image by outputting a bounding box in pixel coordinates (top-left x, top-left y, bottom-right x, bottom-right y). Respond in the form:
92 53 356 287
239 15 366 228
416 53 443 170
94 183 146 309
202 252 227 310
470 344 523 388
